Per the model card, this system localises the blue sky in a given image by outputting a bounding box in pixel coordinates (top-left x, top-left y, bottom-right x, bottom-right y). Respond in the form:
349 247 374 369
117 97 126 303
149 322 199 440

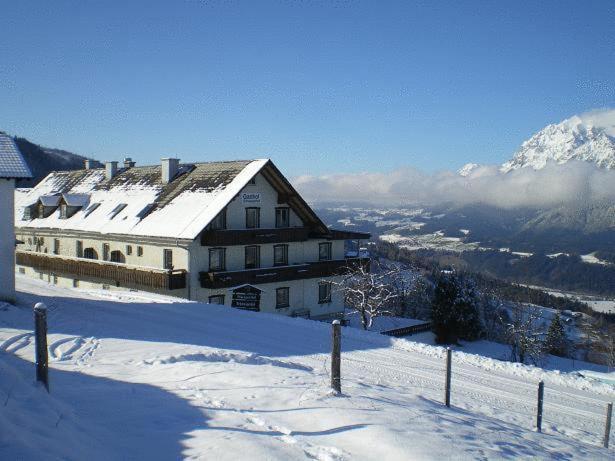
1 1 614 176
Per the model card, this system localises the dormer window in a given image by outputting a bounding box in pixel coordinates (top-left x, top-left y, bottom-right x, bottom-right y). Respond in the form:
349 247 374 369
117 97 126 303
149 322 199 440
38 203 44 218
59 204 68 219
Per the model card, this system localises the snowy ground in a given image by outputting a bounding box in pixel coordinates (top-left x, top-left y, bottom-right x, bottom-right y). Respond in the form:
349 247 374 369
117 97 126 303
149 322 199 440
1 275 613 460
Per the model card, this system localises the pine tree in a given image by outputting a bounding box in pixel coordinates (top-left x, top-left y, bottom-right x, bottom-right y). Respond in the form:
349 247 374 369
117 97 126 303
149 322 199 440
431 272 483 344
544 313 568 357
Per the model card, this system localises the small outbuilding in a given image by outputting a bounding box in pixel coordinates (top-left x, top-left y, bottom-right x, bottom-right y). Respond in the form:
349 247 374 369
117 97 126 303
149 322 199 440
0 132 31 303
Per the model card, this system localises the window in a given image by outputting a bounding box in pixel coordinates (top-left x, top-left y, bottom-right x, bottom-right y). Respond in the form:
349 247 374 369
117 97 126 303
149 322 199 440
275 207 290 228
248 176 256 185
209 209 227 230
208 295 225 305
103 243 110 261
53 239 60 255
244 245 260 269
163 249 173 270
126 245 132 255
137 246 143 257
76 240 83 258
59 204 68 219
273 244 288 266
136 203 156 220
245 207 260 229
83 202 100 218
318 282 332 304
110 250 125 263
276 287 290 308
109 203 127 220
38 203 44 218
319 242 332 261
209 248 226 271
83 247 98 259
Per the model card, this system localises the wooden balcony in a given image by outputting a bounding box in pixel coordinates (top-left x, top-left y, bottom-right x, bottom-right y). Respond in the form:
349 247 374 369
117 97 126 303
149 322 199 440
200 228 371 246
200 257 370 289
201 227 311 246
16 251 186 290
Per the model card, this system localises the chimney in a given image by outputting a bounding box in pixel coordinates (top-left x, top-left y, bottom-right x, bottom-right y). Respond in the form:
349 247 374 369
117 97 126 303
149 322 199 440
105 161 118 180
123 157 136 168
161 158 179 184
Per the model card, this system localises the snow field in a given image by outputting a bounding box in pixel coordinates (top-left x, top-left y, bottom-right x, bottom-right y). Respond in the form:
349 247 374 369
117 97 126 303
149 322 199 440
0 275 613 460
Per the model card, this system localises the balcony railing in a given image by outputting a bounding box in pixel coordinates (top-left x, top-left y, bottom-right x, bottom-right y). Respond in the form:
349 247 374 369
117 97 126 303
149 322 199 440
16 251 186 290
200 257 370 289
200 227 311 246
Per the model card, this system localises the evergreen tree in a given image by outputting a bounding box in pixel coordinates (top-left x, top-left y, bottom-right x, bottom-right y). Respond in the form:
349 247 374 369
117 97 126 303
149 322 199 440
544 313 568 357
431 272 483 344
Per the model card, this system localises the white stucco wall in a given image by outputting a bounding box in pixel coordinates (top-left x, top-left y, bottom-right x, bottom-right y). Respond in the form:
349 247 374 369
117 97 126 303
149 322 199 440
0 179 16 303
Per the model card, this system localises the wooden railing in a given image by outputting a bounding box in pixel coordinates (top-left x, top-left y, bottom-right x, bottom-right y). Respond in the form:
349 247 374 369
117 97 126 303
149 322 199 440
200 227 311 246
16 251 187 290
381 322 432 337
200 257 370 289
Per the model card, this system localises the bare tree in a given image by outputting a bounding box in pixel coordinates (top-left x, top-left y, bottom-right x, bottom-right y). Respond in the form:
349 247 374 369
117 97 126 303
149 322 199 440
502 303 545 365
333 260 401 330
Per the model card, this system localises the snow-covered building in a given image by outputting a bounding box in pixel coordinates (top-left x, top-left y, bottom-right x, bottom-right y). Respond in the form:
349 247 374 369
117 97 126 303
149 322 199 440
14 158 369 318
0 133 32 303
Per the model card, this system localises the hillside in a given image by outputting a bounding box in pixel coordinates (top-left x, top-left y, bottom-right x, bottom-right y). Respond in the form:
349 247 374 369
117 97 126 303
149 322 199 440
11 136 96 187
0 276 613 460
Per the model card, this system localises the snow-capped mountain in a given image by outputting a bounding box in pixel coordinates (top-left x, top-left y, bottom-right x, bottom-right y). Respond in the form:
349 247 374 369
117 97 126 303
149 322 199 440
501 115 615 172
457 163 480 177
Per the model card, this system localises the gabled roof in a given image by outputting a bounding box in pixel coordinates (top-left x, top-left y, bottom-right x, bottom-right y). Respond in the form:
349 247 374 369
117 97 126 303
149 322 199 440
15 159 271 239
0 133 32 179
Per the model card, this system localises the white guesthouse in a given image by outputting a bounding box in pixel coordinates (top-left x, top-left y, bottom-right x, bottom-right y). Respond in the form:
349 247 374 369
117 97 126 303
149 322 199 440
14 157 369 318
0 133 32 303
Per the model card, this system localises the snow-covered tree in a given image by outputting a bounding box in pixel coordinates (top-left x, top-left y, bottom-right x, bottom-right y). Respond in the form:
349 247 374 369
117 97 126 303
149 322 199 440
431 272 483 344
335 260 401 330
400 276 433 320
502 303 544 365
544 313 568 357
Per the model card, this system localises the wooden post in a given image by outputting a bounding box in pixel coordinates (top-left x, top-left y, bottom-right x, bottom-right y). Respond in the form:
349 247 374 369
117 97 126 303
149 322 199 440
536 381 544 433
604 402 613 448
34 302 49 392
445 347 452 407
331 320 341 394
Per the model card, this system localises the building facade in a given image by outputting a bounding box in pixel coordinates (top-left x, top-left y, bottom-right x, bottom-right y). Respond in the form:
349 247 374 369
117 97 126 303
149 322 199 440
0 132 32 303
14 158 369 318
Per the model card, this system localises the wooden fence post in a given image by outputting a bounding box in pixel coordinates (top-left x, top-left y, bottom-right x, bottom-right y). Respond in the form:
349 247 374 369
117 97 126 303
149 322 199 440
604 402 613 448
445 347 452 407
331 320 341 394
34 302 49 392
536 381 544 433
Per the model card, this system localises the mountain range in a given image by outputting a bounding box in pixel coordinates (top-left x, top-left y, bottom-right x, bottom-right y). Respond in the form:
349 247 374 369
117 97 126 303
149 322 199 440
460 113 615 176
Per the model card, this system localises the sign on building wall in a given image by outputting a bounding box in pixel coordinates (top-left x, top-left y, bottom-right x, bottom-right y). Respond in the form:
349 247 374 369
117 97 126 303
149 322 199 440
241 193 261 204
231 285 261 311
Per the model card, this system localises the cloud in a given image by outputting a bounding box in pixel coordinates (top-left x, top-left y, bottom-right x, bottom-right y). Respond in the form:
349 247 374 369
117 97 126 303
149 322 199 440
578 108 615 136
293 161 615 209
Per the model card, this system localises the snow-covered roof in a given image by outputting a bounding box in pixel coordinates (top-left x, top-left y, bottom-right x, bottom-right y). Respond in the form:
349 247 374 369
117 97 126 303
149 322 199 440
39 195 62 207
15 159 269 239
0 133 32 179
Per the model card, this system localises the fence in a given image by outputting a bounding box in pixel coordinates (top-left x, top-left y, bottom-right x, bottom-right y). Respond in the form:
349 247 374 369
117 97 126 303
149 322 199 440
381 322 432 337
329 322 614 450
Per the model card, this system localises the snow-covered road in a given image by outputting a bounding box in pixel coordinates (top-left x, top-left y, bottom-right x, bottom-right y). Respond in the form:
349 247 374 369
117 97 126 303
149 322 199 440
0 275 613 460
